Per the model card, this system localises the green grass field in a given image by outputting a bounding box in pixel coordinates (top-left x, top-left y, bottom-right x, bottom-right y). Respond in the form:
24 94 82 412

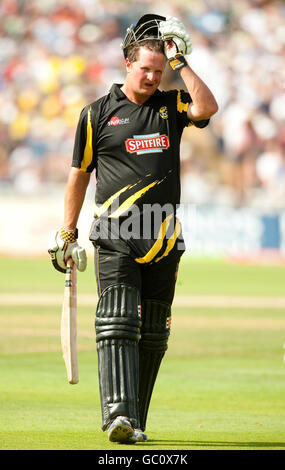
0 256 285 450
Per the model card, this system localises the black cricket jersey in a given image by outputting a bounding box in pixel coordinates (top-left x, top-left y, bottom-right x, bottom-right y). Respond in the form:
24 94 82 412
72 83 209 263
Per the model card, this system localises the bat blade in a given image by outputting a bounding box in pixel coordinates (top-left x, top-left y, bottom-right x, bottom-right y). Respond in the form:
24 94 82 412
61 259 79 384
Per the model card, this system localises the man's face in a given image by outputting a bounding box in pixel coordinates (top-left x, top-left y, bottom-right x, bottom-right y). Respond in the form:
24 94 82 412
126 46 166 99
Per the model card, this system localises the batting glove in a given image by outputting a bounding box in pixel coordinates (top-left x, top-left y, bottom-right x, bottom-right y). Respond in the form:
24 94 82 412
159 16 192 71
48 227 87 273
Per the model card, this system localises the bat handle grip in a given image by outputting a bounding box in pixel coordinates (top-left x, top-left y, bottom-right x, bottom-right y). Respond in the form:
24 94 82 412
66 258 77 293
66 258 77 277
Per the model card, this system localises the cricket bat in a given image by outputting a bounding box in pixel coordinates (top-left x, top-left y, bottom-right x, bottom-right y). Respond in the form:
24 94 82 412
61 258 79 384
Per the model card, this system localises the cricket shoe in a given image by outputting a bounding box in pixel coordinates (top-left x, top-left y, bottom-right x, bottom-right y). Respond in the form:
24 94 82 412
132 429 147 442
108 416 135 443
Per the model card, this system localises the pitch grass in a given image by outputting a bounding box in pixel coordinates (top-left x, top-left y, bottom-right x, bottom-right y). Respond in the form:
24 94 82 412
1 255 285 296
0 256 285 450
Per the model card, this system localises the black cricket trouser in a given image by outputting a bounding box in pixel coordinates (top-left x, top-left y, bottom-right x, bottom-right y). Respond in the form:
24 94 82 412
94 246 182 305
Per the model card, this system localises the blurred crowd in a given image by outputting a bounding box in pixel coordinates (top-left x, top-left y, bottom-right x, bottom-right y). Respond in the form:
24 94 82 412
0 0 284 209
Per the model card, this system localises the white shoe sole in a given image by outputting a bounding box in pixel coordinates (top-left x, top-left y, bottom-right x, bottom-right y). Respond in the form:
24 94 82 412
108 417 135 443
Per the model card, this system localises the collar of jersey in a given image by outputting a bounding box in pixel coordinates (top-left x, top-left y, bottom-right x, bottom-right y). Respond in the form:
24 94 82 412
110 83 161 102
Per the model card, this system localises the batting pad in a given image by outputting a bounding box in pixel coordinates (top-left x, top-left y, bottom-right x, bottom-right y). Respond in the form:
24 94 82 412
138 299 171 431
95 284 141 430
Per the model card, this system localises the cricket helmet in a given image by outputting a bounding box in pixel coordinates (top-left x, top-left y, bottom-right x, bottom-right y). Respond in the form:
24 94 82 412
121 13 166 58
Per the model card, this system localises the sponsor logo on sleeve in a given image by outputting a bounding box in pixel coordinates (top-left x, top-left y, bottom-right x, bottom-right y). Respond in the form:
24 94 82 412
125 133 170 155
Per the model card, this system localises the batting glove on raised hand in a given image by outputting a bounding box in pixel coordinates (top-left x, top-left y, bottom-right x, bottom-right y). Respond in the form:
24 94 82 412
48 227 87 273
159 16 192 70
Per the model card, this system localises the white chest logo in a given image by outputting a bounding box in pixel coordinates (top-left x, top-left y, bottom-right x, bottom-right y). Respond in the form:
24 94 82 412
108 116 130 126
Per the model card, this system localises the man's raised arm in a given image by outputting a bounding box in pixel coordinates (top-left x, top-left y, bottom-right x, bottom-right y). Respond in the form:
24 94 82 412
159 16 218 121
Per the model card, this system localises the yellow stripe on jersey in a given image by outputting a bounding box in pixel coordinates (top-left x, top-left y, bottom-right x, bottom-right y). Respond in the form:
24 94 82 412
135 213 173 264
80 107 93 172
155 217 181 263
177 89 189 114
108 180 159 219
94 184 131 217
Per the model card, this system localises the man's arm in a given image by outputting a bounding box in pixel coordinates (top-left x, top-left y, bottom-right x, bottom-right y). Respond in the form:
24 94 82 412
48 167 90 273
64 167 91 230
160 17 218 121
179 65 218 121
